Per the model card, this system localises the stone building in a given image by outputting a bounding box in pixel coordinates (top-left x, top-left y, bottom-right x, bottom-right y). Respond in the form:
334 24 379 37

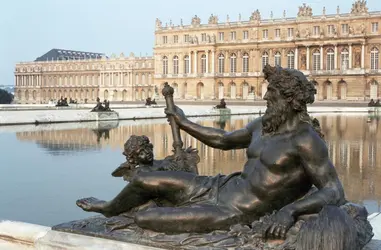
154 0 381 101
14 49 155 104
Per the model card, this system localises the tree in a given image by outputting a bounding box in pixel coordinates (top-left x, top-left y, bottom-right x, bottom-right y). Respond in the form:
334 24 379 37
0 89 14 104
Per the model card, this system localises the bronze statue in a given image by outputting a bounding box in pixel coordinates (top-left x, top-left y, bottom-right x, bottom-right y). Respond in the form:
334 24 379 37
91 97 112 112
214 98 227 109
74 66 373 249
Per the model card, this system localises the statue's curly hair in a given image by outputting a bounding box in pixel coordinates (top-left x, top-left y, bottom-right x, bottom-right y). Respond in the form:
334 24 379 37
124 135 153 164
263 65 323 138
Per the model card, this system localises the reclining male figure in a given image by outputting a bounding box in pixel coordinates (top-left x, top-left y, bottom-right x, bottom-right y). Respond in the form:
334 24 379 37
77 65 345 239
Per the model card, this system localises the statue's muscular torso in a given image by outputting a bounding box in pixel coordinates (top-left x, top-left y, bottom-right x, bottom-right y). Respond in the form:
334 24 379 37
218 119 313 217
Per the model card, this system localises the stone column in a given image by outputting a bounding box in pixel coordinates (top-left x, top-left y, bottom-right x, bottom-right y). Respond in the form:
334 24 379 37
320 46 323 70
194 51 198 74
349 44 352 69
15 75 18 86
334 45 338 70
206 50 209 74
189 51 192 74
295 47 298 69
361 43 365 69
211 50 215 74
111 73 114 86
306 47 310 70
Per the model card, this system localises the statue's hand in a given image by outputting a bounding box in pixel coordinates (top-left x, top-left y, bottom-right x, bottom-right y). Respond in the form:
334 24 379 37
164 105 186 125
265 209 295 239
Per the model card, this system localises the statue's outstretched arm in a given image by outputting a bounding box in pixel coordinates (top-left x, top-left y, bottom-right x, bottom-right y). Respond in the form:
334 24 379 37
166 106 260 150
284 130 346 218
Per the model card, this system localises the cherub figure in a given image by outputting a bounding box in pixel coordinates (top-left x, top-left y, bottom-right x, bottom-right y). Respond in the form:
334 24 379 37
112 135 199 181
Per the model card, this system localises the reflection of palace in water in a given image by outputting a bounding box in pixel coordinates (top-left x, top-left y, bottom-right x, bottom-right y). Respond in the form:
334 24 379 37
16 115 381 210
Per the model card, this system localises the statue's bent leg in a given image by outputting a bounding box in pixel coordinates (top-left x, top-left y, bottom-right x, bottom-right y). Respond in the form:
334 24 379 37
135 206 238 233
77 171 197 217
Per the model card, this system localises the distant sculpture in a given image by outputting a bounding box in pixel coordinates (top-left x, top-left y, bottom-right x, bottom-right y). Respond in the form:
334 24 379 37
355 51 361 67
71 66 373 250
191 15 201 26
305 28 311 38
214 98 227 109
351 0 368 15
301 54 307 69
250 9 261 21
145 97 157 106
208 14 218 24
337 5 340 15
283 10 286 18
297 3 313 18
155 18 162 28
360 23 367 34
111 135 199 182
349 26 355 35
55 96 69 107
91 97 111 112
323 6 326 15
368 99 376 107
295 29 300 38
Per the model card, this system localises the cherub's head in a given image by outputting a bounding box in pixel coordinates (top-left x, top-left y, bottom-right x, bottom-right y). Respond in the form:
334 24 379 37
123 135 154 165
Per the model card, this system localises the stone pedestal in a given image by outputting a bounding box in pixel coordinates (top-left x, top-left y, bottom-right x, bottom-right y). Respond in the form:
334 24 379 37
88 111 119 121
246 92 255 101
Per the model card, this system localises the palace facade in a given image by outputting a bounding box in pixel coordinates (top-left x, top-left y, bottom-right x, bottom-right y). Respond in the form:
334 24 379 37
14 1 381 103
154 1 381 101
14 49 155 104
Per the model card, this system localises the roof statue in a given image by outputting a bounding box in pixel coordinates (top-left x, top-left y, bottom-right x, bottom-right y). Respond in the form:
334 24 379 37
323 6 326 15
297 3 313 18
155 18 162 29
351 0 369 15
250 9 261 21
191 15 201 26
208 14 218 24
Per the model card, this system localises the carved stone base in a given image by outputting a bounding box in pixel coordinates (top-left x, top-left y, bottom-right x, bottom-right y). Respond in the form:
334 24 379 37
87 111 119 121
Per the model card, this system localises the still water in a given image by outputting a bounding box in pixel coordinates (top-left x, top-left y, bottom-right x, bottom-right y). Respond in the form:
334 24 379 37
0 114 380 226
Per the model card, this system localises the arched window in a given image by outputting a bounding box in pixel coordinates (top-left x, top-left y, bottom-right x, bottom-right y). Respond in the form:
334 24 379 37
312 49 321 71
230 53 237 73
341 48 349 70
287 51 295 69
201 54 206 73
326 48 335 71
242 53 249 73
262 52 269 69
162 56 168 74
218 53 225 73
371 47 379 70
184 55 190 74
173 56 179 74
274 52 281 66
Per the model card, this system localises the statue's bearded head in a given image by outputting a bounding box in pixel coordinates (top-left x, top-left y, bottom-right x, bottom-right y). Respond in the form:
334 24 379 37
123 135 154 166
261 65 317 135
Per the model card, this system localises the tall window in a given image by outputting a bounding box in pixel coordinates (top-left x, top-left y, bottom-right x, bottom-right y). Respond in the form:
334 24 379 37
275 29 281 38
287 51 295 69
287 28 294 38
242 53 249 72
230 31 236 40
184 56 189 74
184 34 189 42
341 24 349 34
162 56 168 74
218 53 225 73
312 49 321 71
173 56 179 74
201 54 206 73
313 26 320 36
219 32 224 41
230 53 237 73
372 22 379 33
274 52 281 66
326 49 335 70
262 29 268 39
371 47 379 70
162 36 168 44
327 25 334 35
201 33 207 42
341 49 349 70
243 31 249 40
173 35 178 43
262 52 269 69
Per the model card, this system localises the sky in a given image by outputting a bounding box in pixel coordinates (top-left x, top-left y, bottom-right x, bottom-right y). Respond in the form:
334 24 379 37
0 0 379 86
